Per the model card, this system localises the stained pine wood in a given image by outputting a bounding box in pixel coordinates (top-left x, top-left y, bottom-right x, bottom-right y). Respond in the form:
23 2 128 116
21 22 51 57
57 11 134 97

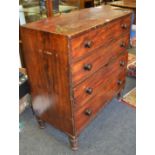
21 5 132 150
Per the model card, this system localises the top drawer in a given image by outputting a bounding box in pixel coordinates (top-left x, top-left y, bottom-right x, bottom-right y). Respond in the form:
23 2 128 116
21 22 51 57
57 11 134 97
70 15 131 60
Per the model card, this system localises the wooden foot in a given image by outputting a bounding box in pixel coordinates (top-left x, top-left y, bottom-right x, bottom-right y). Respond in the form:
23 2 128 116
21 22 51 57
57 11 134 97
68 136 78 151
117 90 123 100
37 119 46 129
30 103 35 116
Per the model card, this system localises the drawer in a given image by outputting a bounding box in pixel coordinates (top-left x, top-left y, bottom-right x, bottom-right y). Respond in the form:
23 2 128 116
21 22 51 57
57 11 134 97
70 15 131 60
107 14 131 40
72 33 130 86
74 69 127 134
73 51 128 107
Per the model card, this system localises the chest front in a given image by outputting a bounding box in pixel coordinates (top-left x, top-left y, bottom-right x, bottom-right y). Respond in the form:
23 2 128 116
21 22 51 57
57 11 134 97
21 6 132 150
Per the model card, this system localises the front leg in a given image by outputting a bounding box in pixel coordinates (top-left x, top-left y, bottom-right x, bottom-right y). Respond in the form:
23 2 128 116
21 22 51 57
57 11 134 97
117 89 124 100
37 118 46 129
68 136 78 151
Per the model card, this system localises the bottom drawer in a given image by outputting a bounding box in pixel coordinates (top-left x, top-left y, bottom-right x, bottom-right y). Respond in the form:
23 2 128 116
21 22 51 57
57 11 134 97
74 68 126 134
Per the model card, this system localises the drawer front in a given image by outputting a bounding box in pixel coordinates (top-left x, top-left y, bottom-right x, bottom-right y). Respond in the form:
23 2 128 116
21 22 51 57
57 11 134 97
75 69 127 134
72 33 130 86
73 52 128 108
70 15 131 60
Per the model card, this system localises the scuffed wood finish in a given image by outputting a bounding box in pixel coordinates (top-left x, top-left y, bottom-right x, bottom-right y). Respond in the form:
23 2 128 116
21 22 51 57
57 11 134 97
21 5 132 150
21 5 131 37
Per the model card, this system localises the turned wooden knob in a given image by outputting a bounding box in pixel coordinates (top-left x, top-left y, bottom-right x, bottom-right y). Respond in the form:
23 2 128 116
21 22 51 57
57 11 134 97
120 42 126 48
117 80 123 85
120 61 125 67
85 109 92 116
121 23 127 29
84 40 92 48
85 87 93 94
84 64 92 71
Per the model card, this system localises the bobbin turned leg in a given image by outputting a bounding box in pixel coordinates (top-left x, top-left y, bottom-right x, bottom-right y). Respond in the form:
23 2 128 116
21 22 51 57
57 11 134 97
117 89 124 100
37 118 46 129
68 136 78 151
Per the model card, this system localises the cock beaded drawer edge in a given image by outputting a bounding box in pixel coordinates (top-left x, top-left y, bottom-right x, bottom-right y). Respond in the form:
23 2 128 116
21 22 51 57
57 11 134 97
21 5 132 150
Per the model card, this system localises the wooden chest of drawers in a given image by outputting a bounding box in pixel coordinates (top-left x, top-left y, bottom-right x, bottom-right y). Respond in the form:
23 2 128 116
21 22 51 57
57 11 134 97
21 5 132 150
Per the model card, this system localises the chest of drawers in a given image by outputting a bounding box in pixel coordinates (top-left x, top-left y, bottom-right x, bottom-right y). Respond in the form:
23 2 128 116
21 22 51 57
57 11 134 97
21 5 132 150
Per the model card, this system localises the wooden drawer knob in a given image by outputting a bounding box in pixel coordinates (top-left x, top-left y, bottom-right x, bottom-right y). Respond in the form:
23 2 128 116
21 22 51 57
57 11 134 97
117 80 123 85
120 61 125 67
84 64 92 71
120 42 126 48
85 87 93 94
121 24 127 29
85 109 92 116
84 40 92 48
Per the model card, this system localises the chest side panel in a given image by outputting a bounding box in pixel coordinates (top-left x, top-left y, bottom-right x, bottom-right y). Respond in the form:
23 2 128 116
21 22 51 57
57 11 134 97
21 28 74 135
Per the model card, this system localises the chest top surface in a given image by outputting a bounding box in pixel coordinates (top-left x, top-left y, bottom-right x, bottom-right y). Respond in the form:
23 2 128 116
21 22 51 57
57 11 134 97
21 5 132 37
